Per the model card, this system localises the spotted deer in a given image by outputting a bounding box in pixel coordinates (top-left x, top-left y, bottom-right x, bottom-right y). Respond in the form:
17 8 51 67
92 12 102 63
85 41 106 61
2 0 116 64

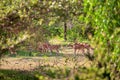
68 42 94 55
37 42 61 53
49 44 61 53
73 43 85 55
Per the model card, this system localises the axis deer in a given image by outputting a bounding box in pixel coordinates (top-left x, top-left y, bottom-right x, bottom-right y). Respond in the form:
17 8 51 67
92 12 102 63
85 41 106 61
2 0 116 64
72 42 94 55
37 42 61 53
49 44 61 53
73 43 85 55
37 42 51 52
84 43 94 53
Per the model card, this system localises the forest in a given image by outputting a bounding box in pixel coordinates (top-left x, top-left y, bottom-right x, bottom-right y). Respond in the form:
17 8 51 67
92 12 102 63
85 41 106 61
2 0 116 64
0 0 120 80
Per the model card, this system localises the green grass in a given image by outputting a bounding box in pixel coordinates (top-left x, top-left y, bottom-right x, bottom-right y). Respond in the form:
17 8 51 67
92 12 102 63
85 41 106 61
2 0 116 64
6 50 63 58
16 50 39 57
7 50 45 57
0 69 38 80
49 36 90 45
49 36 72 45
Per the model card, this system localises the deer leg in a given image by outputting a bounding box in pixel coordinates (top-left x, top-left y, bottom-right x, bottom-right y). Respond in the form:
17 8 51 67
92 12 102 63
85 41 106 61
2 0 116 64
48 47 53 54
43 48 45 53
82 48 85 55
45 48 48 53
56 49 59 53
74 48 77 55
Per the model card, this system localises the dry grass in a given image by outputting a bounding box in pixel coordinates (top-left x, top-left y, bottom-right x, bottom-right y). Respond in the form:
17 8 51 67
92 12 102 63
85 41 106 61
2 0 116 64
0 46 92 71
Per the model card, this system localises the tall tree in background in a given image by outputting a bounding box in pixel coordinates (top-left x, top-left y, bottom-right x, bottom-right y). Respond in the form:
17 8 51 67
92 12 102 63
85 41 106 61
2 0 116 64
46 0 83 41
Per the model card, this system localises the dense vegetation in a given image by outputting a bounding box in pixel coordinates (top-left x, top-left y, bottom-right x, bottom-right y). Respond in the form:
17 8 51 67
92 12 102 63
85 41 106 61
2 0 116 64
0 0 120 80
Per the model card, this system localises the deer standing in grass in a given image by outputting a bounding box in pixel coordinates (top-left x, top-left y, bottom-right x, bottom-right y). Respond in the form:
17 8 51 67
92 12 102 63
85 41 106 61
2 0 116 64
49 44 61 53
73 43 85 55
83 43 94 53
38 42 60 53
69 42 94 55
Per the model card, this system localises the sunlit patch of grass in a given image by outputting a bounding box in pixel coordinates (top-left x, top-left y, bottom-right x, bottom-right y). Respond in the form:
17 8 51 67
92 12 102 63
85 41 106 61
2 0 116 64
49 36 91 46
49 36 64 44
49 36 72 45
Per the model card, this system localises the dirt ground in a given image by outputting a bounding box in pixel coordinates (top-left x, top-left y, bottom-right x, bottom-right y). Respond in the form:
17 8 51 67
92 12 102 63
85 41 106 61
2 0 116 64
0 47 92 71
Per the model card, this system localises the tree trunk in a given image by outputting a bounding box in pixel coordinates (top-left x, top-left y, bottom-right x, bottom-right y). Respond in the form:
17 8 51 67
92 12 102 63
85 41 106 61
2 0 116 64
64 22 67 41
0 48 8 58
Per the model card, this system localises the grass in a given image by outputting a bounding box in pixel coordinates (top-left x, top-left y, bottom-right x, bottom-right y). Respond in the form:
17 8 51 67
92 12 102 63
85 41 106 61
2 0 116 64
0 69 38 80
0 37 94 80
6 50 64 58
49 36 91 46
49 36 72 45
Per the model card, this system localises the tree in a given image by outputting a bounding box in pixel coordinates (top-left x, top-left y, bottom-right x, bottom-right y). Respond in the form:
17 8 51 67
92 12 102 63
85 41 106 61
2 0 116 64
81 0 120 79
0 0 83 56
0 0 36 56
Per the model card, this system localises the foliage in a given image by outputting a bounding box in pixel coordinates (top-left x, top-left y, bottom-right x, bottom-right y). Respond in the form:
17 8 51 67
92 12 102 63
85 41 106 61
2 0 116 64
0 0 120 80
0 0 83 56
80 0 120 79
0 0 35 56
